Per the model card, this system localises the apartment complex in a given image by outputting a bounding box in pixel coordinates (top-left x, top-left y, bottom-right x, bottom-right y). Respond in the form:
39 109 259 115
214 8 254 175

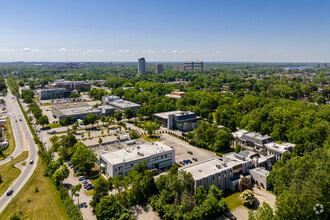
155 63 163 74
99 141 175 177
138 57 146 74
232 129 295 161
184 61 204 71
152 110 201 131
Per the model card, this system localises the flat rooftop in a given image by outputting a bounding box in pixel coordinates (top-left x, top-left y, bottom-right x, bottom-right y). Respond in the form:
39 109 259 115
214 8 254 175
100 141 173 165
153 110 196 119
250 167 270 177
109 99 141 108
59 106 101 116
180 158 241 180
232 129 249 138
264 142 295 153
52 102 89 109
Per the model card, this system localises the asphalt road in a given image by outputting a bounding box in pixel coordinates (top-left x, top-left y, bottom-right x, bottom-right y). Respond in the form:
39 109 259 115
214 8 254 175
0 88 39 213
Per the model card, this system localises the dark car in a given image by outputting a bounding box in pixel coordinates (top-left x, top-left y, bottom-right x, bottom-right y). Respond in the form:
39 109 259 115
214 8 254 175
225 212 236 220
6 189 14 196
187 151 193 155
19 118 22 121
86 185 95 190
179 161 185 165
29 160 34 164
187 159 192 164
183 160 188 164
192 158 198 161
84 183 92 189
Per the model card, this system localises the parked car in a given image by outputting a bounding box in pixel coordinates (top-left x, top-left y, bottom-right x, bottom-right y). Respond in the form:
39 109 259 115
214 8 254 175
15 120 17 122
84 183 92 189
6 189 13 196
187 159 192 164
224 212 237 220
29 160 34 164
47 130 56 134
19 118 22 121
78 176 86 181
74 169 80 173
187 151 193 155
82 180 90 185
86 185 95 190
183 160 188 164
192 158 198 161
179 161 185 165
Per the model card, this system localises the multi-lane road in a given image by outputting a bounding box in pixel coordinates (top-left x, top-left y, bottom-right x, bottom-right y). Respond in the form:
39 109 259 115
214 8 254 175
0 88 39 213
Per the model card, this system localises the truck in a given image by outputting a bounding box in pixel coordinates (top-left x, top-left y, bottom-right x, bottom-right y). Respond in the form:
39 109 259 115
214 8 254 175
53 114 57 119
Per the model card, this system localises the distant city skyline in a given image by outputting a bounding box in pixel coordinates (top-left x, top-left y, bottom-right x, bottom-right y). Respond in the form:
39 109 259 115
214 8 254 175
0 0 329 62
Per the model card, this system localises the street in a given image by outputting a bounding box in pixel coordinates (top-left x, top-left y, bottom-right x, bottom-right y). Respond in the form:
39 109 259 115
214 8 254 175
0 87 39 213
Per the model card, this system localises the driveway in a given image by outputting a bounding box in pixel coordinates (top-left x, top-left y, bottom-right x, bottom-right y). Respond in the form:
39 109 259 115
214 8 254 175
63 166 96 220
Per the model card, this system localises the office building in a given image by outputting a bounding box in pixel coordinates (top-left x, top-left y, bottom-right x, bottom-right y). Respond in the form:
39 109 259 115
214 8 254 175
165 91 186 99
98 105 115 117
99 141 175 177
52 102 102 120
48 80 91 92
38 88 71 100
180 150 274 191
232 129 295 161
184 61 204 71
102 95 120 103
152 110 201 131
155 63 163 74
138 57 146 74
108 99 141 116
173 65 184 71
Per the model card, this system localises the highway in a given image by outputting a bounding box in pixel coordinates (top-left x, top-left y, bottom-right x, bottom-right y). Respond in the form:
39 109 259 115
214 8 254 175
0 88 39 213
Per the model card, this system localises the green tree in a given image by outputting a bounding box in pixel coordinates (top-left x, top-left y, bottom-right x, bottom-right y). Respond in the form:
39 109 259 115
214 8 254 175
212 128 234 152
240 190 255 207
129 130 140 140
71 183 82 199
52 164 69 186
71 143 97 173
95 195 132 220
114 111 123 122
124 107 133 121
248 202 274 220
98 137 103 144
316 96 326 105
72 121 79 133
144 120 160 135
36 115 49 128
70 92 80 99
234 144 241 153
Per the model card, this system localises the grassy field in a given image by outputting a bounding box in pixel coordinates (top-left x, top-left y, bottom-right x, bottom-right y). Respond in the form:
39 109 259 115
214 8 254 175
0 119 16 160
0 151 29 197
224 191 243 211
44 123 61 129
142 135 160 142
0 158 69 220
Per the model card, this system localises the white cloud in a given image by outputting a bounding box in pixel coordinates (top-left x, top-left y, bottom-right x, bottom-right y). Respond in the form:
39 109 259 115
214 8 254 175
125 49 130 52
22 48 31 52
59 48 67 52
216 51 222 54
171 49 185 53
0 48 15 53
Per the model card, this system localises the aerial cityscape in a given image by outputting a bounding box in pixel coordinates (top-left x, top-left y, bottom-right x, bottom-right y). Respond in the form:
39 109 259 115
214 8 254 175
0 1 329 220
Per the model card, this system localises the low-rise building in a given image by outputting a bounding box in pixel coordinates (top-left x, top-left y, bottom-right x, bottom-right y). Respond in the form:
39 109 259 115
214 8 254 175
52 102 102 120
152 110 201 131
180 150 274 191
102 95 120 103
98 105 115 117
108 99 141 116
37 88 71 100
232 129 295 161
99 141 175 177
249 167 269 189
49 80 91 92
165 91 186 99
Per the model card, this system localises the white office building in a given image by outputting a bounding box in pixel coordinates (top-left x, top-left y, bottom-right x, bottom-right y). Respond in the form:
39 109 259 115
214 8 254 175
99 141 175 177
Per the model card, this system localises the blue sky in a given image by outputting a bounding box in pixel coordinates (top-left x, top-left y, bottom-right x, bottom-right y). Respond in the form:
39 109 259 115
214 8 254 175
0 0 329 62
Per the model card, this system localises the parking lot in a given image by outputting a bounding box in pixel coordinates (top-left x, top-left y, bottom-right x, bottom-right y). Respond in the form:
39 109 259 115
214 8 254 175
159 133 221 167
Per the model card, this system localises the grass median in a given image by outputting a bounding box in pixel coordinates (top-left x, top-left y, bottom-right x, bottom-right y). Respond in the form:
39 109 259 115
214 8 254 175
0 119 16 160
0 151 29 197
0 158 69 220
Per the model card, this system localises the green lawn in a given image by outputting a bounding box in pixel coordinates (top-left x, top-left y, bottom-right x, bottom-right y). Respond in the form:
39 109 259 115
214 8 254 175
0 158 69 220
224 191 243 211
142 135 160 142
0 151 29 197
0 119 16 160
44 123 61 129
